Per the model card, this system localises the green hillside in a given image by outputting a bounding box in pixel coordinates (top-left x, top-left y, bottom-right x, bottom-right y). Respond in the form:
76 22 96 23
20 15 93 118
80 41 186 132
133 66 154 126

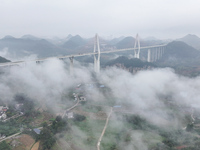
0 56 10 63
106 56 155 68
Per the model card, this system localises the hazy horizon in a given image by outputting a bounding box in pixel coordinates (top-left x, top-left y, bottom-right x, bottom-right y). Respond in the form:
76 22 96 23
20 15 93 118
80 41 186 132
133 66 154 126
1 0 200 39
0 33 198 41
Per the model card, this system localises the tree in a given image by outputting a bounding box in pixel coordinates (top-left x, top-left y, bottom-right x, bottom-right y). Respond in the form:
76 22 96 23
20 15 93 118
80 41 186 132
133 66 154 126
39 127 55 150
125 115 147 129
186 123 193 132
0 141 11 150
73 114 86 122
51 116 68 134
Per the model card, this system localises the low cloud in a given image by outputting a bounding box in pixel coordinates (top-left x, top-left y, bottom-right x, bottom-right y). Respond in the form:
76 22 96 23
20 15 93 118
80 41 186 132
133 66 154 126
1 58 200 148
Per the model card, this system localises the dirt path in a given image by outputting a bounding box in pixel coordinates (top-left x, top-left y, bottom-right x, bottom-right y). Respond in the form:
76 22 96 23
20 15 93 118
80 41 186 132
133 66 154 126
31 141 40 150
62 94 81 118
97 107 113 150
0 132 21 143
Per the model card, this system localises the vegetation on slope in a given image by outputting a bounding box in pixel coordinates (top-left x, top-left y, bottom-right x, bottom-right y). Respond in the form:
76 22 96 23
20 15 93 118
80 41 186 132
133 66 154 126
105 56 155 68
0 56 10 63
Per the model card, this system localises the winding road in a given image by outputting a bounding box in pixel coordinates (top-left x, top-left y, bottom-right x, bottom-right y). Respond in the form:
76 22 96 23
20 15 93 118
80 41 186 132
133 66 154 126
97 107 113 150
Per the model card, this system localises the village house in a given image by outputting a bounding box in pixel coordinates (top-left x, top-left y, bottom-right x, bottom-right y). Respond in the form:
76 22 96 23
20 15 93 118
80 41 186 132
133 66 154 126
0 106 8 113
15 103 23 110
0 106 8 120
0 113 7 120
66 111 74 119
33 128 41 135
80 96 86 101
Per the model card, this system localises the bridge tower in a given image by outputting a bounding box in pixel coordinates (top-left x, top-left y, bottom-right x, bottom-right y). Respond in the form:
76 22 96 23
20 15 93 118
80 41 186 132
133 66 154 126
134 34 140 59
94 34 101 73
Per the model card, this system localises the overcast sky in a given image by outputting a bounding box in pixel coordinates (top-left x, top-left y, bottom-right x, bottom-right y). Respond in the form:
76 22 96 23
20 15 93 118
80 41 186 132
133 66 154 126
1 0 200 39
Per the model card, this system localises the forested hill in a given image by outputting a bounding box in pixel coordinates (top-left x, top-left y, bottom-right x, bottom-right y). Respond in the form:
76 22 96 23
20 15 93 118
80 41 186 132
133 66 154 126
0 56 10 63
177 34 200 50
105 56 155 68
164 41 200 59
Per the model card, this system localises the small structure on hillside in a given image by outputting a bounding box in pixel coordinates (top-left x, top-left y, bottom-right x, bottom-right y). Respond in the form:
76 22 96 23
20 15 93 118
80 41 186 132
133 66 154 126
33 128 41 135
80 96 86 101
113 105 121 108
0 113 7 120
0 106 8 120
0 134 6 139
99 85 105 88
66 111 74 119
15 103 23 110
0 106 8 113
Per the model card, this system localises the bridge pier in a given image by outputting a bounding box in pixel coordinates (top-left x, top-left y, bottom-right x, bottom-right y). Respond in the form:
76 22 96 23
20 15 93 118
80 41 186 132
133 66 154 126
69 57 74 76
158 47 161 60
152 49 154 62
156 47 159 61
147 49 151 62
94 34 101 73
162 46 165 56
158 46 164 60
160 47 163 56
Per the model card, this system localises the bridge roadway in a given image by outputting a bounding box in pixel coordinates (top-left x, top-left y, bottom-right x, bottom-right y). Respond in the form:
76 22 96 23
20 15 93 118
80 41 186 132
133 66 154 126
0 44 166 67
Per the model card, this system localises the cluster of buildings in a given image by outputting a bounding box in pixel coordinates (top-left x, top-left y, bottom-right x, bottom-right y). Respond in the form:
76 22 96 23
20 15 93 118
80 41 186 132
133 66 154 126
15 103 24 111
0 106 8 120
0 134 6 139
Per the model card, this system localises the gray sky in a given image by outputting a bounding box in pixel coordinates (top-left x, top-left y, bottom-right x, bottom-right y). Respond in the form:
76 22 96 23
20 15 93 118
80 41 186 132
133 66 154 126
1 0 200 39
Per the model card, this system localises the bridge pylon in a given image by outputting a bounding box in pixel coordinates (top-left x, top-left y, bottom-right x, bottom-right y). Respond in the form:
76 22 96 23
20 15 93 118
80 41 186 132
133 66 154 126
134 34 140 59
94 34 101 73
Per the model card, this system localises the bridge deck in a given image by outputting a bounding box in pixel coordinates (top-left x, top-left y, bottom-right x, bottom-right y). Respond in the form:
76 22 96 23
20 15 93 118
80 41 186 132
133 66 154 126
0 44 166 67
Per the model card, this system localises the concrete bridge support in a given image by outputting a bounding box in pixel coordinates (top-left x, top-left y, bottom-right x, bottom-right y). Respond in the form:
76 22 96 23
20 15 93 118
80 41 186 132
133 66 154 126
147 49 151 62
158 47 161 60
158 46 165 60
154 48 157 61
156 47 159 61
151 48 156 62
161 46 165 56
94 34 101 73
69 57 74 76
149 46 165 62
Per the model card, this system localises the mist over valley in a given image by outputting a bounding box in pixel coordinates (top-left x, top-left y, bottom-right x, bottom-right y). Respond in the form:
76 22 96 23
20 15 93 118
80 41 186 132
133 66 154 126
1 0 200 149
1 33 200 149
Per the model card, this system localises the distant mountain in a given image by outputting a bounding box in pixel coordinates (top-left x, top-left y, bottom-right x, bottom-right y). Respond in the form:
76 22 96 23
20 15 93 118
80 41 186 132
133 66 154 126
66 34 73 40
106 56 155 68
46 36 67 46
3 35 15 39
158 41 200 67
164 41 200 59
157 41 200 76
0 56 10 63
177 34 200 50
143 36 159 41
115 36 135 49
62 35 87 49
0 36 67 58
21 34 40 40
108 36 125 45
115 36 165 49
